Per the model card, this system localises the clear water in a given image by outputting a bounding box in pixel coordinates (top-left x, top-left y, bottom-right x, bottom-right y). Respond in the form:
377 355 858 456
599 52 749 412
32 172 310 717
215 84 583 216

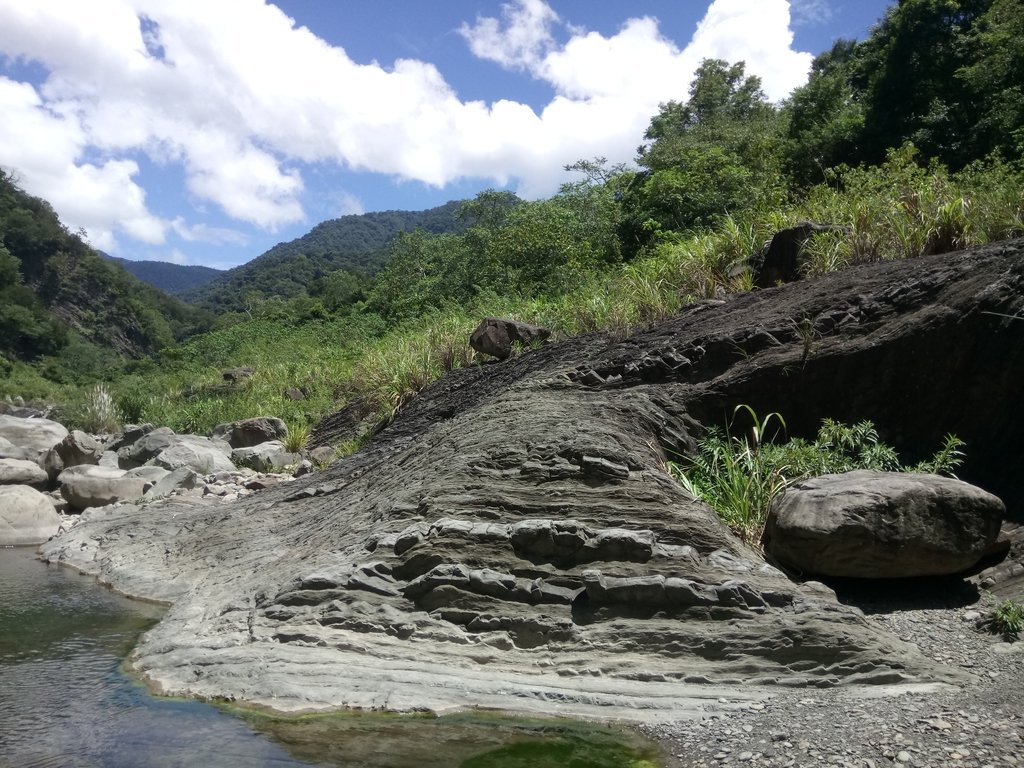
0 547 659 768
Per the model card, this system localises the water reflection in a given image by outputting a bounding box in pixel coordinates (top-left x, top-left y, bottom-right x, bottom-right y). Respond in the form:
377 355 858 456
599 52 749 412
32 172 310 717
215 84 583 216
0 547 658 768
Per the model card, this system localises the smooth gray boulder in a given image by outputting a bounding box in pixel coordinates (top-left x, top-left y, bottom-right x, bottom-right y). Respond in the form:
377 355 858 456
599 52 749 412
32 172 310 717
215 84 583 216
58 465 151 509
214 417 288 449
0 415 68 460
0 485 62 545
0 436 29 460
0 457 48 488
230 441 299 472
153 437 235 474
763 470 1005 578
144 466 200 499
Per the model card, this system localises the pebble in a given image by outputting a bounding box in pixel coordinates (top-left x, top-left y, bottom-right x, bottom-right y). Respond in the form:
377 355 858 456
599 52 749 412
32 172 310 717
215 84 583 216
639 593 1024 768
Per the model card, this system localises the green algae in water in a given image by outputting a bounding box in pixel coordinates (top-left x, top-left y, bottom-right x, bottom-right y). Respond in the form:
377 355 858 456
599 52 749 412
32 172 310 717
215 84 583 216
228 708 662 768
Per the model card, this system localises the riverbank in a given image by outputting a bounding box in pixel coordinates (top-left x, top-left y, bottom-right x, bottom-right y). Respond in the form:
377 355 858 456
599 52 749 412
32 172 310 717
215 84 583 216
643 587 1023 768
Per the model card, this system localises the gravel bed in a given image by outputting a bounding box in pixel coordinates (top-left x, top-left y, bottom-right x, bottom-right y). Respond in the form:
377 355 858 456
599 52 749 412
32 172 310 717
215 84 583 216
641 584 1023 768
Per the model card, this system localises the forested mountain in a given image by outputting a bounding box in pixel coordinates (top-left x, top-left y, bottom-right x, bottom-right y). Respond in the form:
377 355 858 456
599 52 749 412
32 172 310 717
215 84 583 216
183 200 467 313
101 254 222 295
0 170 211 372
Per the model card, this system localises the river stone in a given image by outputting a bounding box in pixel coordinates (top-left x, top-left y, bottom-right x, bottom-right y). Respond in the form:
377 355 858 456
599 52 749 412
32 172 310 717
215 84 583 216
144 466 200 499
763 470 1005 578
58 465 151 510
213 417 288 449
152 437 235 474
0 436 29 460
0 485 62 545
0 458 49 489
0 415 68 460
230 441 299 472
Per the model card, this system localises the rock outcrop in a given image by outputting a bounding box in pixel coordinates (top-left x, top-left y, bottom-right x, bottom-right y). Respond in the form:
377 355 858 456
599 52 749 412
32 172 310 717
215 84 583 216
0 415 68 460
469 317 551 360
763 470 1005 578
41 240 1024 720
213 417 288 449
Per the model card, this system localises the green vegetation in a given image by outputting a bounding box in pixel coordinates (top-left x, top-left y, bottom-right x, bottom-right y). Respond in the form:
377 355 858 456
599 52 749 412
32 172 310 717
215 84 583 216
992 599 1024 640
183 200 465 313
669 406 965 543
2 0 1022 446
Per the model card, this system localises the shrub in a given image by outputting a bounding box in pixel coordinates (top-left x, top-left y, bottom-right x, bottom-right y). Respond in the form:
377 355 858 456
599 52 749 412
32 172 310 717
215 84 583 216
73 383 122 434
992 600 1024 640
669 406 965 544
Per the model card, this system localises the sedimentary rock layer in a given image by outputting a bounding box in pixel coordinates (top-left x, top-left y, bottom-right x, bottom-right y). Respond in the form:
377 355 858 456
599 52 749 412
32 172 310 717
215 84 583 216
42 240 1024 719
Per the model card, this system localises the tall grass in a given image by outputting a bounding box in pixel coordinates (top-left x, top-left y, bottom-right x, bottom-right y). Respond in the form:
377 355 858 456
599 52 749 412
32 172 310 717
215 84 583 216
21 148 1022 441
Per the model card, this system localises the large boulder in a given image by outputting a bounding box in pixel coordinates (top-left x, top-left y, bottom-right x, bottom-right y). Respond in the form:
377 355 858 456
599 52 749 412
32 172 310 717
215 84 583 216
763 470 1005 578
58 465 151 509
0 458 49 489
152 437 235 474
469 317 551 360
230 441 299 472
213 417 288 449
0 485 62 545
0 436 30 461
118 427 177 466
42 429 105 482
0 415 68 460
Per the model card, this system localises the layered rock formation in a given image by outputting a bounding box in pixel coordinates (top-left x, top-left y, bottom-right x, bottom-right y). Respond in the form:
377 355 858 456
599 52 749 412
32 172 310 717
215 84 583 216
41 240 1024 719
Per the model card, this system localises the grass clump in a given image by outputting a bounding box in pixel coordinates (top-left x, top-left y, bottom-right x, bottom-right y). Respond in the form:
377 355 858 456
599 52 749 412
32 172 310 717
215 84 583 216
669 406 965 544
991 600 1024 641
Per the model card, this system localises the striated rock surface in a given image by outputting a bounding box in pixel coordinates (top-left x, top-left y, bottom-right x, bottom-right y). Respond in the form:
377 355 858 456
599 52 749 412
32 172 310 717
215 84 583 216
763 470 1005 578
41 241 1024 719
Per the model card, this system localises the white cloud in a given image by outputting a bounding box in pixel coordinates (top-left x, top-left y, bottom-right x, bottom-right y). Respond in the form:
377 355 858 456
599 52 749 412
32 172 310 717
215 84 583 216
337 192 365 217
459 0 560 71
0 0 814 253
790 0 835 27
170 218 249 246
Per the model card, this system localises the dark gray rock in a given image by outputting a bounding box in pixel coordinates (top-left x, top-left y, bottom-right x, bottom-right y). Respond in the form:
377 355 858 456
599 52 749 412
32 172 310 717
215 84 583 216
750 221 849 288
764 470 1005 578
230 441 299 472
469 317 551 360
0 485 62 545
144 466 200 499
213 417 288 449
222 366 254 383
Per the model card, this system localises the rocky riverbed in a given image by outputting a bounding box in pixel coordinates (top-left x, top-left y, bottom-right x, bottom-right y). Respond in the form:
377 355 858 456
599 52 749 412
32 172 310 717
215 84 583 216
643 589 1023 768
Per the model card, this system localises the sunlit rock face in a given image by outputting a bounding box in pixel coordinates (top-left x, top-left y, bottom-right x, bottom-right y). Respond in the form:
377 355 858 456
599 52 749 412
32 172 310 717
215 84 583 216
42 240 1024 718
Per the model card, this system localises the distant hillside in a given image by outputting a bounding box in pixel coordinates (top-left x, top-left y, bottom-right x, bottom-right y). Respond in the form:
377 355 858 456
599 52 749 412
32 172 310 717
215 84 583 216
183 201 465 313
102 254 222 295
0 170 211 365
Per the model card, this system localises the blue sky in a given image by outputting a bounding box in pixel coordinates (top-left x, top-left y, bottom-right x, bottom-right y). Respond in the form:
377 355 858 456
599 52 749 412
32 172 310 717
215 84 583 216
0 1 892 270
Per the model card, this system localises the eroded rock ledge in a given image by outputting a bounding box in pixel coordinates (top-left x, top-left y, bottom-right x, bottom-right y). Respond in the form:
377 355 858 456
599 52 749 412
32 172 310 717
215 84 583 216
41 240 1024 720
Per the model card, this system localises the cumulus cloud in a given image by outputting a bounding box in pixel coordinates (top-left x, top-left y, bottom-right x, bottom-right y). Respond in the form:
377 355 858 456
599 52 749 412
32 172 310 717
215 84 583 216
459 0 560 71
0 0 814 254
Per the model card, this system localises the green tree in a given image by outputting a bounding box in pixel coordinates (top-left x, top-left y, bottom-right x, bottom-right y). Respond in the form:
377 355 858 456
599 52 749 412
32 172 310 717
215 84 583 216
622 59 786 254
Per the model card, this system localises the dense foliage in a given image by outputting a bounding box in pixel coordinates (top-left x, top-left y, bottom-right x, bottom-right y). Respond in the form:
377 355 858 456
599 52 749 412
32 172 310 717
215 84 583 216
669 407 965 542
183 201 465 313
0 170 212 389
102 254 223 295
3 0 1023 444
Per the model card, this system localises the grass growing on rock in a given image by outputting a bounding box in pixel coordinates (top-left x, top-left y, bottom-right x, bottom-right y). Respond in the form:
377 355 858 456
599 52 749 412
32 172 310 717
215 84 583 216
8 149 1022 442
669 406 966 544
